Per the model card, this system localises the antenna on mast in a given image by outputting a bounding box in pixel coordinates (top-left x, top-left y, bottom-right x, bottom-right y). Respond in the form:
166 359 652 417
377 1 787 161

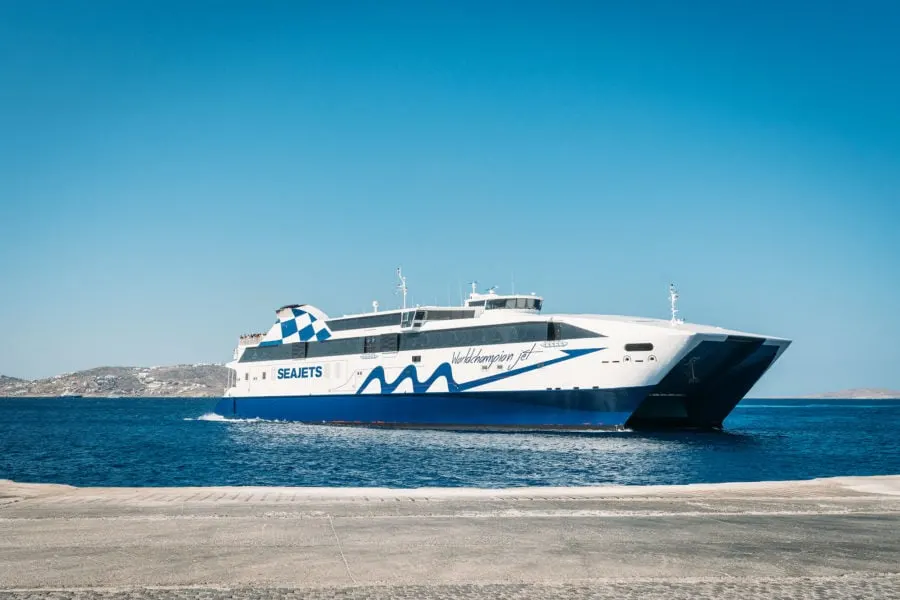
669 283 683 325
468 280 478 297
372 300 379 313
396 267 408 310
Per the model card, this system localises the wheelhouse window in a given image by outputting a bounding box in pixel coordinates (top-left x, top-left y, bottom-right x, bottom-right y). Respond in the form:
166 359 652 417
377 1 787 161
484 296 542 311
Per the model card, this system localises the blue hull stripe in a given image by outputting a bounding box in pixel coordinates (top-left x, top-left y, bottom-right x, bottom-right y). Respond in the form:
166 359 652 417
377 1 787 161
356 348 603 394
214 387 652 428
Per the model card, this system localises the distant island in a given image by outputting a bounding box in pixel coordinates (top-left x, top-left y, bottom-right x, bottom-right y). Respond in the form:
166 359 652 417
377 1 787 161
1 365 898 399
0 365 228 397
795 388 900 400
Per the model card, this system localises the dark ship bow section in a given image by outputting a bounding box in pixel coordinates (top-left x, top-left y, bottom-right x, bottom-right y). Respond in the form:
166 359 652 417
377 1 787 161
626 336 784 430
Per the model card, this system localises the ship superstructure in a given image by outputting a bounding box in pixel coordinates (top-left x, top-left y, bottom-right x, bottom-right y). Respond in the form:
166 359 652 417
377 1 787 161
215 273 790 429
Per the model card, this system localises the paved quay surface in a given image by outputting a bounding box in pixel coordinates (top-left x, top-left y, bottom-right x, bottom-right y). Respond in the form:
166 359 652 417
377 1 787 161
2 476 900 599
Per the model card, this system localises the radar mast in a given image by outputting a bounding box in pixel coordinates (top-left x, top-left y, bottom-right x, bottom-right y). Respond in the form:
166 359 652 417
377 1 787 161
669 283 684 325
396 267 408 310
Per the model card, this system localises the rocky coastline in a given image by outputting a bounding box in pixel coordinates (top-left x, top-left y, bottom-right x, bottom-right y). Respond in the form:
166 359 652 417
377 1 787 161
0 365 228 397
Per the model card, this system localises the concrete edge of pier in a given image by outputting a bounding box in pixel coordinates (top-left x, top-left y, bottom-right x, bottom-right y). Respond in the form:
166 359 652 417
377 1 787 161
3 474 900 501
2 476 899 597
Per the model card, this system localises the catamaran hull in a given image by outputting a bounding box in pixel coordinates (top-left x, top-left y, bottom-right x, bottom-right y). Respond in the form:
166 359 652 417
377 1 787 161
214 334 789 430
627 337 786 429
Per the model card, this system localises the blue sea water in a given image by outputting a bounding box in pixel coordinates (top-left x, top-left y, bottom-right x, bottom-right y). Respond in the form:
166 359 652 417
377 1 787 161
1 397 898 488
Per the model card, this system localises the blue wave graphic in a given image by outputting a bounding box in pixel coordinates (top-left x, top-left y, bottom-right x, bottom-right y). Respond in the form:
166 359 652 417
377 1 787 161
355 348 603 395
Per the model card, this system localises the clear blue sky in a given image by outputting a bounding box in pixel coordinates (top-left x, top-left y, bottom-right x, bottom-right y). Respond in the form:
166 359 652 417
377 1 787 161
1 1 898 396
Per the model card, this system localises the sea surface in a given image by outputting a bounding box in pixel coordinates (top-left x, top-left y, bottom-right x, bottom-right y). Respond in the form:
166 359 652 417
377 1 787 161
1 397 899 488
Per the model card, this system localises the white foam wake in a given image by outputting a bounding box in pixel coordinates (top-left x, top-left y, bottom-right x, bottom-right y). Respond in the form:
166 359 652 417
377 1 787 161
183 413 228 421
184 412 270 423
186 412 276 423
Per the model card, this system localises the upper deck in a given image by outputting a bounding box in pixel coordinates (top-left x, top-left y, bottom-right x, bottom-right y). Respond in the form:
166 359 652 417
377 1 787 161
323 291 545 335
234 274 788 365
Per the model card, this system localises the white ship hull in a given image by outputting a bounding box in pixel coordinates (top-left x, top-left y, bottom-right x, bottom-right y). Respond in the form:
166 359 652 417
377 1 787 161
215 294 790 429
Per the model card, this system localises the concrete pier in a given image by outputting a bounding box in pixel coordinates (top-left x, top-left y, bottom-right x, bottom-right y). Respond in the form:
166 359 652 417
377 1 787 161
2 476 899 599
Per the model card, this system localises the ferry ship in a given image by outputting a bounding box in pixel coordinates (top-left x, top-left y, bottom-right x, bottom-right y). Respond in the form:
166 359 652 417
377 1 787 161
214 271 790 429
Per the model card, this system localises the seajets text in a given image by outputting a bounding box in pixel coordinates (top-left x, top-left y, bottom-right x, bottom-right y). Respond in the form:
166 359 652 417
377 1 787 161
277 366 323 379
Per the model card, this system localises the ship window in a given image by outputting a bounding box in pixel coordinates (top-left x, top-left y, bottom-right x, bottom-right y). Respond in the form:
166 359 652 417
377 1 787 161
423 310 476 321
468 300 485 307
400 311 414 328
306 337 365 358
378 334 399 352
559 323 599 339
548 322 560 341
548 322 600 341
327 312 402 331
414 310 426 321
239 343 293 362
261 371 266 379
244 373 248 380
412 355 421 363
624 343 654 352
364 336 379 353
516 297 527 309
525 298 542 311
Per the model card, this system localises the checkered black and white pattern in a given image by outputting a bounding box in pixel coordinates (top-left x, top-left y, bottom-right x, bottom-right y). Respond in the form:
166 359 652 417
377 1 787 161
260 306 332 346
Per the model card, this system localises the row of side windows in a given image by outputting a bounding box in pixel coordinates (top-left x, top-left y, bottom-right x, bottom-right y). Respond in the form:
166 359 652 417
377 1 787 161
240 322 601 363
327 309 477 332
402 322 547 351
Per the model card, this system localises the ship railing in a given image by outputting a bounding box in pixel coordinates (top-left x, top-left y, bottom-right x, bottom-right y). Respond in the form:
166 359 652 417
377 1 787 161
238 333 265 346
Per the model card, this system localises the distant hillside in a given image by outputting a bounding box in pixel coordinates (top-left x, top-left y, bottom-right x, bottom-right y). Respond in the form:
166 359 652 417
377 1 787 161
0 365 229 397
801 388 900 400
